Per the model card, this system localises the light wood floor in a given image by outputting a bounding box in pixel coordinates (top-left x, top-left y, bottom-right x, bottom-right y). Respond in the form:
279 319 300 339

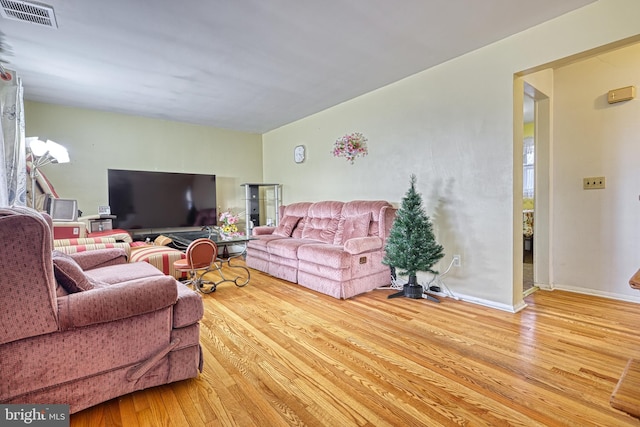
71 262 640 426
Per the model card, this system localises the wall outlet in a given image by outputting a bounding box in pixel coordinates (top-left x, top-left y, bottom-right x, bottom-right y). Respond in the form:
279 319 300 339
453 254 461 267
583 176 605 189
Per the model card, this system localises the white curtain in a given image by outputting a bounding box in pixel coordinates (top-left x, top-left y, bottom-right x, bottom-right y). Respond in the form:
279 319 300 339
0 68 26 207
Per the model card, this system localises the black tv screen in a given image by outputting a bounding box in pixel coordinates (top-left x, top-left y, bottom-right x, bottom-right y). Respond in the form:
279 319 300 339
108 169 217 232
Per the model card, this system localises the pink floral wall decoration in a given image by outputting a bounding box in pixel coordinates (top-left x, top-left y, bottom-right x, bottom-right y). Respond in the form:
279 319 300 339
331 132 368 164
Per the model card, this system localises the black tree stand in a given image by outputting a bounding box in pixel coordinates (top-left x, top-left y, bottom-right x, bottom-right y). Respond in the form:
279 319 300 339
387 270 439 303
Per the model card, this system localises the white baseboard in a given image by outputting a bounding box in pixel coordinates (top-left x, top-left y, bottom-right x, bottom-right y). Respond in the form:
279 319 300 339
416 273 636 311
548 283 640 304
537 283 554 291
430 290 528 313
460 293 528 313
420 281 639 314
427 284 639 314
417 274 529 313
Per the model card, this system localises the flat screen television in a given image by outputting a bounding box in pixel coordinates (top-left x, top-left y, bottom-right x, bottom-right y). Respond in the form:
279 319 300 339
108 169 217 234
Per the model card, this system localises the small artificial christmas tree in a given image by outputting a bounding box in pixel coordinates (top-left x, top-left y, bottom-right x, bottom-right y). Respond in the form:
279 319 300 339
383 174 444 300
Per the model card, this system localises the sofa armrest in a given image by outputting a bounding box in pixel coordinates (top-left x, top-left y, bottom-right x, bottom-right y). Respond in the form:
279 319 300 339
174 283 204 328
55 242 131 258
57 275 178 330
344 236 383 255
67 248 128 270
252 226 276 236
54 237 117 247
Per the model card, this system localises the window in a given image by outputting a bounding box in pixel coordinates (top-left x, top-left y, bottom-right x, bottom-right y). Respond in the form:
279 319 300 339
523 137 534 199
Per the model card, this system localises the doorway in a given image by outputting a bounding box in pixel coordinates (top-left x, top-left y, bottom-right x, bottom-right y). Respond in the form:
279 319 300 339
523 92 535 293
521 80 551 296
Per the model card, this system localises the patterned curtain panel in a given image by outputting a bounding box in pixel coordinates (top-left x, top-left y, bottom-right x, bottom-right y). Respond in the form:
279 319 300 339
0 69 26 207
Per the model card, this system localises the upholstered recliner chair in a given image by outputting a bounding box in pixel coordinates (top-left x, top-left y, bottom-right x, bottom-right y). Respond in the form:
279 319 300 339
0 206 204 414
247 200 396 299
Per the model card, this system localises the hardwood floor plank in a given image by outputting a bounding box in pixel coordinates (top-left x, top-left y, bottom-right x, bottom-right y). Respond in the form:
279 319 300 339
205 298 375 426
117 394 140 427
171 372 220 426
71 262 640 426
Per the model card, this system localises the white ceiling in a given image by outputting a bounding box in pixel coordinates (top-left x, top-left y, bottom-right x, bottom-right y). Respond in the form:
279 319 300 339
0 0 595 133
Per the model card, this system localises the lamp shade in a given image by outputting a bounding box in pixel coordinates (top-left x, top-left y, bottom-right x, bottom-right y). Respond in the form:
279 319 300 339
27 137 48 156
45 140 70 163
27 137 70 163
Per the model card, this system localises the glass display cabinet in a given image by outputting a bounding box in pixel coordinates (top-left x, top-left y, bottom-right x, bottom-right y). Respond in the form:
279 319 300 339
241 183 281 232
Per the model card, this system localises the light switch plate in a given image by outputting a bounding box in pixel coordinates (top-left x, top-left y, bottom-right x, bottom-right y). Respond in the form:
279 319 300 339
583 176 605 189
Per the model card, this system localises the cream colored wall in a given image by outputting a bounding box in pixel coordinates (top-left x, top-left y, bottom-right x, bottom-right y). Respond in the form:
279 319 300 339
263 0 640 310
24 102 263 218
552 42 640 300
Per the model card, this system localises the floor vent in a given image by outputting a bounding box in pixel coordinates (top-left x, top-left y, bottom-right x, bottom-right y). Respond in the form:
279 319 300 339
0 0 57 28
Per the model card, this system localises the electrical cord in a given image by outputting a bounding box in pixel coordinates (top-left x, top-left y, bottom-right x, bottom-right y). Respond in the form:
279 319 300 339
377 258 460 301
424 257 459 300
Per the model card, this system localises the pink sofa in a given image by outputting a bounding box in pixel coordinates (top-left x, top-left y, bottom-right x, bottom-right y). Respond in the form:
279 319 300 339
0 206 204 413
246 200 396 299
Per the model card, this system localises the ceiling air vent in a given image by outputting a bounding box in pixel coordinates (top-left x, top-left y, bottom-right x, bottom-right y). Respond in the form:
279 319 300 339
0 0 57 28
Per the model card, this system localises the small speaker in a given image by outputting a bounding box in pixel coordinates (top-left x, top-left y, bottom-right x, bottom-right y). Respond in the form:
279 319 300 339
48 198 78 222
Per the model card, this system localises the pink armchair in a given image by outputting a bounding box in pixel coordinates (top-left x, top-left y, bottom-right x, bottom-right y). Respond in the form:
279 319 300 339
0 206 204 413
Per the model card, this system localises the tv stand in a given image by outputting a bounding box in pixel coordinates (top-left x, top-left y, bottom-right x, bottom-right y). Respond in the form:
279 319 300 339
130 228 205 243
164 230 215 248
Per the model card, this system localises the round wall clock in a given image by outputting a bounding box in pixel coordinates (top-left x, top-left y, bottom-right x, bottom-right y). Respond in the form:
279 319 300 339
294 145 306 163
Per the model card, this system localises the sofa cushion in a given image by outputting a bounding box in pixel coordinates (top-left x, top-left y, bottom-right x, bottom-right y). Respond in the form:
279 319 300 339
291 217 306 239
267 238 320 259
247 234 285 251
301 201 343 243
341 200 392 238
68 248 128 270
338 212 371 244
280 202 312 239
84 261 164 284
52 251 94 293
273 215 301 237
302 218 339 243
